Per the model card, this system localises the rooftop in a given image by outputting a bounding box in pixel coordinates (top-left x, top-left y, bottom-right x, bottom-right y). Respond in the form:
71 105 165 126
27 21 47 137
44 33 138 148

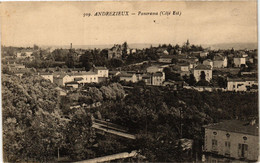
203 59 213 62
94 66 108 70
227 77 257 82
119 73 135 77
194 64 212 70
213 55 225 61
153 72 164 77
204 120 258 136
65 81 79 85
159 55 175 59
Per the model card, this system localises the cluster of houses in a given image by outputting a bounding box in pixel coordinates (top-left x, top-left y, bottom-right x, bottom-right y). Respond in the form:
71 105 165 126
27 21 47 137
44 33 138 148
155 48 258 92
118 71 165 86
2 42 258 93
5 59 258 92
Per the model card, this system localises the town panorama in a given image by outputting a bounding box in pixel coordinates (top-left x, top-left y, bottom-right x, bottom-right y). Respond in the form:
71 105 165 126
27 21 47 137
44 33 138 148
1 40 258 162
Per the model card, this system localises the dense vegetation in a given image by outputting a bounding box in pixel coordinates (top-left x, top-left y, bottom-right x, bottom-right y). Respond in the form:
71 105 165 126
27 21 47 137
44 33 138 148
2 74 258 162
96 85 258 161
2 75 96 162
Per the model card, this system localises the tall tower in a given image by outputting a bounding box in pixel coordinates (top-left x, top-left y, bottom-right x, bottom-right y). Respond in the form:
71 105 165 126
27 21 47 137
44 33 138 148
70 43 72 49
186 39 190 47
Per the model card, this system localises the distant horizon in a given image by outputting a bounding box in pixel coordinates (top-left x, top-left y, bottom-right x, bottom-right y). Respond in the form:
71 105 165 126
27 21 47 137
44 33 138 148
1 41 258 50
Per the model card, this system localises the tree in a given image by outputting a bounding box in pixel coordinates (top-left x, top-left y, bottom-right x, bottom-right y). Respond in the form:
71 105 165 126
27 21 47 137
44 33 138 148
2 75 66 162
79 52 93 71
217 77 227 88
187 74 196 86
66 109 95 160
33 44 39 50
200 71 206 80
65 51 76 68
109 58 123 68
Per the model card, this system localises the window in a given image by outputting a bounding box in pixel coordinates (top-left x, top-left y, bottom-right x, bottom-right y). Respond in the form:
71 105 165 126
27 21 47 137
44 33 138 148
238 143 248 158
225 141 231 155
212 159 217 163
212 139 218 151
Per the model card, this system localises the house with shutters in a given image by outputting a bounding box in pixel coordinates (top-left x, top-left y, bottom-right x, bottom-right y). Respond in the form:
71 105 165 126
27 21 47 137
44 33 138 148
203 120 259 162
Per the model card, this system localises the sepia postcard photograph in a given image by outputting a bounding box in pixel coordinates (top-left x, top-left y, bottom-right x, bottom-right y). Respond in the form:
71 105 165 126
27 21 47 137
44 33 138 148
0 1 259 162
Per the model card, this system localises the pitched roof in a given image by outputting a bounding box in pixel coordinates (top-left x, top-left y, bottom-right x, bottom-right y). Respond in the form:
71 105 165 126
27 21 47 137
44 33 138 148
94 66 108 70
153 72 164 77
203 59 213 62
203 120 258 136
194 65 211 70
159 55 175 59
39 72 53 75
65 81 79 85
119 73 134 77
178 62 190 66
214 55 225 61
227 77 257 82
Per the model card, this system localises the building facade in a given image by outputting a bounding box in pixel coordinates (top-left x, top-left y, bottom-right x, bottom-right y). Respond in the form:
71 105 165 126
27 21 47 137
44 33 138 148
213 56 228 68
151 72 165 86
227 78 258 92
94 67 109 78
234 57 246 67
203 120 259 162
193 65 212 82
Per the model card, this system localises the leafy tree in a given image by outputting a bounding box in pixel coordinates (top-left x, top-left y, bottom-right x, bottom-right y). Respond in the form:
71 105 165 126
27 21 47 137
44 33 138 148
65 108 95 160
2 75 66 162
200 71 206 80
187 74 196 86
109 58 124 68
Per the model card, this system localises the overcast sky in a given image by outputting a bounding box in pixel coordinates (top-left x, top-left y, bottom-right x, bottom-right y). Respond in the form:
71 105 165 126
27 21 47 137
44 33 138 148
1 1 258 47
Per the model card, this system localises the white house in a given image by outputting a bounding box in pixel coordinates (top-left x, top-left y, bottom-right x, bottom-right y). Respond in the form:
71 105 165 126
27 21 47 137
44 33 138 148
203 120 259 162
213 56 228 68
227 78 258 92
119 72 137 83
234 57 246 67
94 66 109 78
151 72 165 86
53 71 101 86
193 65 212 82
200 51 209 58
